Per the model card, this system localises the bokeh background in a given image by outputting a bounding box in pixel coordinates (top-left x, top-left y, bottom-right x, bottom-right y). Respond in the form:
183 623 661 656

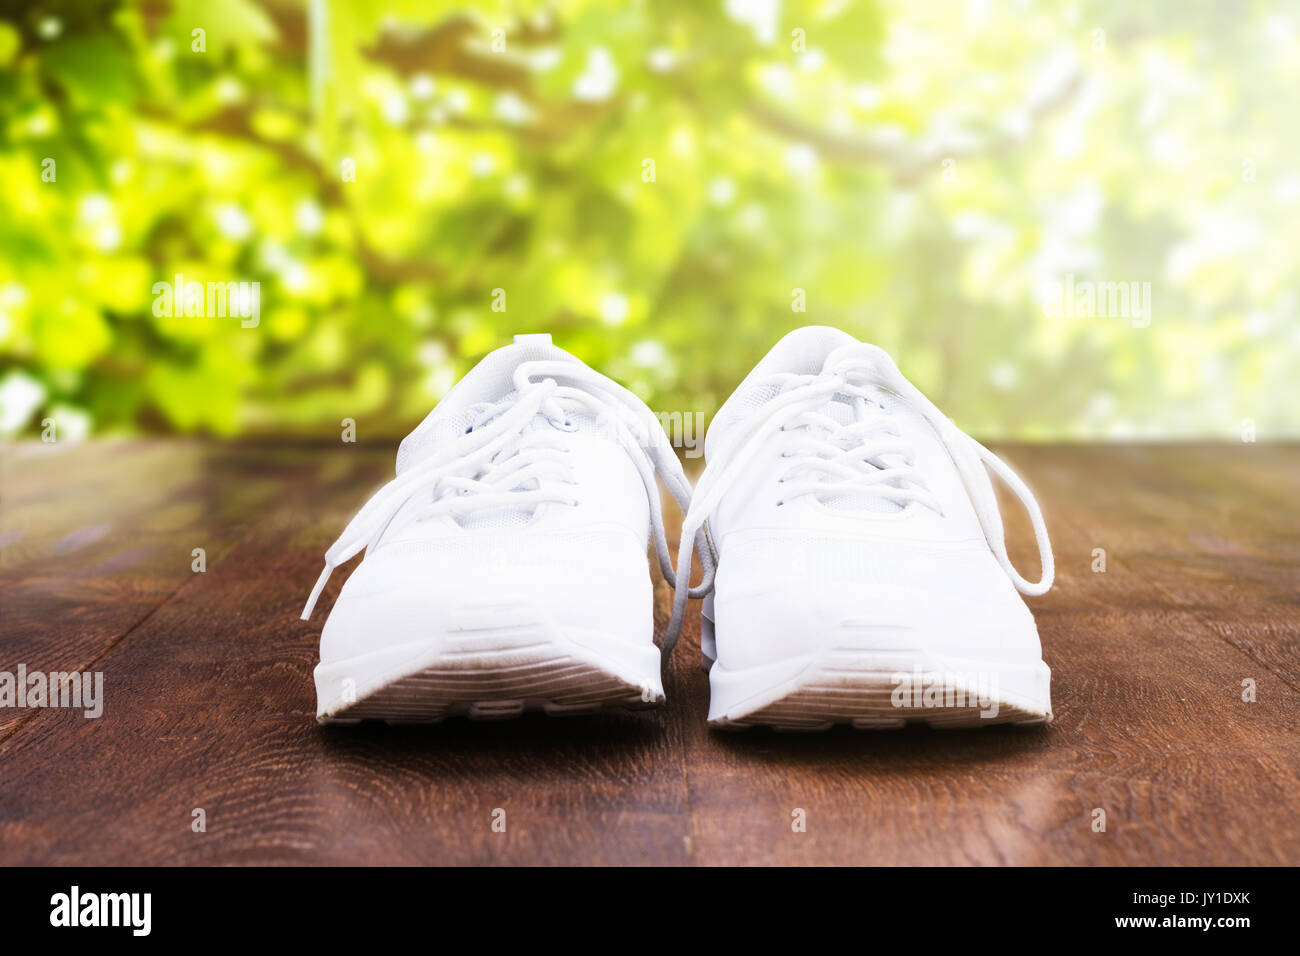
1 0 1297 441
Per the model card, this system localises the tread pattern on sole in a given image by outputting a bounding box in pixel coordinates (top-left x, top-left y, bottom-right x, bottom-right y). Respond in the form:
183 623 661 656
712 651 1050 732
321 634 661 725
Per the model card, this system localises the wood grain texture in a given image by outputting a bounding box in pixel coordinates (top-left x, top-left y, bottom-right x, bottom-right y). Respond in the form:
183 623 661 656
0 440 1296 866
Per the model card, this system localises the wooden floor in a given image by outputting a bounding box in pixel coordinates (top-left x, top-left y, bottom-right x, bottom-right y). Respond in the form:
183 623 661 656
0 440 1296 866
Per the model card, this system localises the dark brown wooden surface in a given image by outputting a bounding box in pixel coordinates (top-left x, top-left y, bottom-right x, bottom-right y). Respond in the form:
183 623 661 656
0 440 1296 866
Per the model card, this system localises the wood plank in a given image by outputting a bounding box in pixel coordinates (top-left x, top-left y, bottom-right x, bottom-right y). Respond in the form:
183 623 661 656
676 444 1300 865
0 444 690 865
0 441 343 738
0 442 1294 865
1004 443 1300 687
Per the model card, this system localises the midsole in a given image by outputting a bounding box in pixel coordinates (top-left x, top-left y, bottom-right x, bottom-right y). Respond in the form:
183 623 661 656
315 626 663 718
708 646 1051 723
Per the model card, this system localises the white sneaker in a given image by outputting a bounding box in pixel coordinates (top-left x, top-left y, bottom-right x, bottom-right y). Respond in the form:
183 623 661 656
664 326 1055 730
303 334 707 724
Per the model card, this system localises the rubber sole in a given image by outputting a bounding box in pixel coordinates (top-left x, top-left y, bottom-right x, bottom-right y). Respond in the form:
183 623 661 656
707 647 1051 731
315 620 663 725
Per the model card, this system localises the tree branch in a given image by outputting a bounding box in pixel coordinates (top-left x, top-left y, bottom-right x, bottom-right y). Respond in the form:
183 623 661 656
745 66 1085 185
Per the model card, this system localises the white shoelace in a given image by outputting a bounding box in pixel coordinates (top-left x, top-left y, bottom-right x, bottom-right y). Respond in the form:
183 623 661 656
771 388 941 513
663 343 1054 652
302 360 715 621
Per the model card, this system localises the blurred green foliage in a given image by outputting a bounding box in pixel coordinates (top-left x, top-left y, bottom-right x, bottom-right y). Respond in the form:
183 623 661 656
0 0 1297 440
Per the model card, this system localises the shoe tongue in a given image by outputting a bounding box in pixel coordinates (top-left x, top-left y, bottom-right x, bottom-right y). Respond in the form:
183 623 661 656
752 325 860 378
396 334 578 475
395 335 617 531
707 327 910 514
706 326 859 458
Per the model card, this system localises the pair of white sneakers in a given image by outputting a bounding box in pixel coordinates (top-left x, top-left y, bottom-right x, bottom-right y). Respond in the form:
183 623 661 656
302 327 1055 730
